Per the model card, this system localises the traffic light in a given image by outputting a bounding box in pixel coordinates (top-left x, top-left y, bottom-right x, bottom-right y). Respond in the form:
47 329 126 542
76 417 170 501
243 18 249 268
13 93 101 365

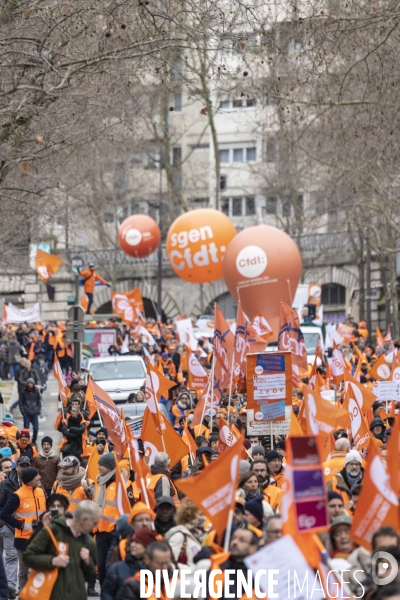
219 174 227 191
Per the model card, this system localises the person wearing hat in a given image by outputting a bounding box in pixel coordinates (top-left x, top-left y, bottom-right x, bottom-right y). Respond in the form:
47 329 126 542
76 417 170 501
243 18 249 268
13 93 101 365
154 496 176 536
128 502 156 532
327 491 345 522
0 456 30 598
15 429 38 461
171 392 191 428
326 449 363 507
19 378 41 446
93 452 118 588
79 264 109 314
57 404 87 459
1 413 18 445
0 466 45 591
147 452 180 508
101 528 158 600
265 450 284 488
32 436 60 497
244 496 264 532
329 514 354 559
251 445 265 461
53 455 93 514
369 417 386 439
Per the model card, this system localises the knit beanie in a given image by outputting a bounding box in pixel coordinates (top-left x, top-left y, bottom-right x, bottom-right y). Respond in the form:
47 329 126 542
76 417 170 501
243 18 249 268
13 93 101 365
327 491 343 502
2 413 13 423
116 515 133 539
344 450 362 466
21 467 39 485
251 445 265 457
98 452 116 470
128 502 155 524
239 460 251 477
244 496 264 524
19 429 30 439
0 448 12 458
266 450 281 462
131 529 159 547
41 436 53 447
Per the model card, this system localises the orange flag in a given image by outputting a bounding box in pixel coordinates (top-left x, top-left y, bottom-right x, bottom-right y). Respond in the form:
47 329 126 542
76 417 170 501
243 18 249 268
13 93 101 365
234 302 266 392
351 439 399 550
344 369 376 412
343 387 370 452
145 359 176 427
182 423 197 463
35 249 62 282
376 327 384 349
218 417 238 454
53 355 69 407
83 380 97 420
303 388 350 435
86 445 100 481
278 302 307 370
141 407 188 469
391 353 400 382
28 342 35 362
213 304 235 388
186 346 208 391
289 409 304 436
251 310 272 339
112 288 144 324
369 354 391 381
114 452 132 516
175 435 243 538
331 341 346 385
89 379 127 458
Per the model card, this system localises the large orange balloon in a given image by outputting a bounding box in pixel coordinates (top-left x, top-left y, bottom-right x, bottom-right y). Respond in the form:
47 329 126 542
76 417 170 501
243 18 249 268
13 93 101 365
166 209 237 283
222 225 302 339
118 215 160 258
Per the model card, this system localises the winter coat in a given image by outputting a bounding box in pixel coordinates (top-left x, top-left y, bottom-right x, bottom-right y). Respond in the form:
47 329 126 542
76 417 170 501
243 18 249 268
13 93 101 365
165 524 202 567
100 554 144 600
32 454 60 490
58 414 86 458
7 340 21 364
0 344 8 365
32 358 49 385
18 366 40 393
19 387 41 417
0 468 20 530
23 514 97 600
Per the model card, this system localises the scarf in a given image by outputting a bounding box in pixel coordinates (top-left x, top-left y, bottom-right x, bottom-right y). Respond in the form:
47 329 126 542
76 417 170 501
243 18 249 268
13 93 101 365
57 466 87 491
188 516 207 544
244 488 261 501
95 469 116 510
40 447 56 459
345 469 362 490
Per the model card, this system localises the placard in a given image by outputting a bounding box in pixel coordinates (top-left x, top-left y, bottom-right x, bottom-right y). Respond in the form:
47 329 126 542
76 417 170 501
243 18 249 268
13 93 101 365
247 407 291 436
374 380 400 401
247 352 292 420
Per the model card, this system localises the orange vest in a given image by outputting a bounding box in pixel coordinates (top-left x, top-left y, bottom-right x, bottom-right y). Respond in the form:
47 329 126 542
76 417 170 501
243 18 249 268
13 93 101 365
210 552 258 600
192 424 210 439
263 485 282 511
146 473 180 508
14 485 46 540
323 453 347 482
273 470 284 489
15 446 39 461
53 481 89 514
93 481 119 532
119 538 127 561
3 425 18 444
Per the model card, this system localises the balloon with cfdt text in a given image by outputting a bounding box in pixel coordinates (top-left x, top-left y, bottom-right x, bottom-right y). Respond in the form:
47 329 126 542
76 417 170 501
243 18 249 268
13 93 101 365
222 225 302 338
118 214 161 258
166 209 237 283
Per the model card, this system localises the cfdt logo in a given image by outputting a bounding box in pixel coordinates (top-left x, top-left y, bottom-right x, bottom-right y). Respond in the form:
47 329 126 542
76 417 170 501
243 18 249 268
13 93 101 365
236 245 267 278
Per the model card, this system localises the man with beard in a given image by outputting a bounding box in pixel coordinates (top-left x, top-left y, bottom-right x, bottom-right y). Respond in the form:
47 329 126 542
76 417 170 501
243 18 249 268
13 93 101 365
252 458 282 511
53 455 93 512
326 450 363 508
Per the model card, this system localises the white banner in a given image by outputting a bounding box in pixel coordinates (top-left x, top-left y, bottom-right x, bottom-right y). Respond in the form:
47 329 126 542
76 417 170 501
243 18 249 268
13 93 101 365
175 318 197 350
4 302 41 323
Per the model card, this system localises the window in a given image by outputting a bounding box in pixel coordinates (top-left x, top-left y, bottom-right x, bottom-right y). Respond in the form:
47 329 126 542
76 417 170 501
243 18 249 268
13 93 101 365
172 146 181 166
245 197 255 214
220 197 256 217
219 149 230 163
265 85 277 106
266 196 278 214
314 196 328 216
233 149 243 163
246 147 256 161
220 98 256 110
282 195 291 217
219 147 257 164
322 284 346 306
191 143 209 150
232 197 242 216
174 92 182 112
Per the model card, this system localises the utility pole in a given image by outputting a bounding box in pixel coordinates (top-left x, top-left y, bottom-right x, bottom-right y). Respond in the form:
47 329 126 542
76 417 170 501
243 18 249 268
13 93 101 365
366 237 372 336
157 145 163 321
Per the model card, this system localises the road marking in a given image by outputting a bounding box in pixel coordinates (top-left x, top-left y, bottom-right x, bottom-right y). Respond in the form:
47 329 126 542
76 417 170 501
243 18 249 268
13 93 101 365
50 393 59 396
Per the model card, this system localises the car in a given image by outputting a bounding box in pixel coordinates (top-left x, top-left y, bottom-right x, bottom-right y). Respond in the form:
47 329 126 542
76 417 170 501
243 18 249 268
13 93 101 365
86 355 146 404
265 325 323 366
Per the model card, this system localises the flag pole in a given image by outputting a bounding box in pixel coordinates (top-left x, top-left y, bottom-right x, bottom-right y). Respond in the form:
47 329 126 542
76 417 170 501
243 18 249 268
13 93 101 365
227 353 235 417
200 378 211 428
146 360 167 452
210 360 215 433
287 279 293 305
224 507 234 552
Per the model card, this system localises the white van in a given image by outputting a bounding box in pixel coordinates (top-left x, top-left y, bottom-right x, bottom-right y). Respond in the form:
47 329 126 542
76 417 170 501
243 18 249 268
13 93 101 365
86 355 146 403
